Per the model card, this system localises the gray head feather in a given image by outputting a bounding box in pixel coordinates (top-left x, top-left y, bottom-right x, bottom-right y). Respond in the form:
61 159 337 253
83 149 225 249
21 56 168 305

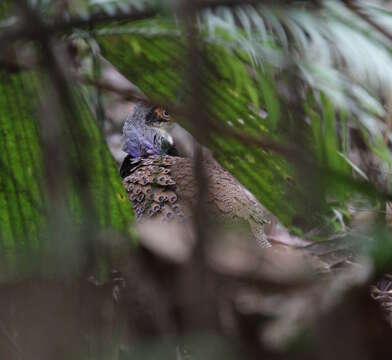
122 102 173 158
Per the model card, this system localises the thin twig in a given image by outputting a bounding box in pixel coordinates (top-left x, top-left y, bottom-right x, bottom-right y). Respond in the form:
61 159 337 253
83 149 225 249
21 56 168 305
0 317 23 360
209 119 295 156
76 73 294 156
75 74 147 102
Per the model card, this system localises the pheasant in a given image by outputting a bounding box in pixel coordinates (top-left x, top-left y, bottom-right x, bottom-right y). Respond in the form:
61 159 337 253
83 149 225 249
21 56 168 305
118 102 367 272
119 101 271 248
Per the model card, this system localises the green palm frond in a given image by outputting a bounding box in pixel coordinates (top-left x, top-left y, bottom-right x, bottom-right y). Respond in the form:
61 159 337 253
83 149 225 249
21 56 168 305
3 0 392 233
97 26 357 227
88 1 392 180
202 1 392 116
0 70 133 279
85 1 392 132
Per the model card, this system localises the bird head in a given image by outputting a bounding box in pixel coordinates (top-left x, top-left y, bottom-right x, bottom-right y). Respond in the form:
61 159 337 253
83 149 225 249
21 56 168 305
146 105 170 127
122 102 175 158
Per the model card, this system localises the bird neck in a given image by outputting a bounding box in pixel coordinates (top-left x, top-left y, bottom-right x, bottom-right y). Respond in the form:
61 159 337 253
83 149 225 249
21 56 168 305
122 122 159 157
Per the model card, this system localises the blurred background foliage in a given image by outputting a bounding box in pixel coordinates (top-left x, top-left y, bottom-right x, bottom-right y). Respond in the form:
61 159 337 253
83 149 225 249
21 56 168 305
0 70 133 279
0 0 390 296
2 0 392 359
94 0 392 229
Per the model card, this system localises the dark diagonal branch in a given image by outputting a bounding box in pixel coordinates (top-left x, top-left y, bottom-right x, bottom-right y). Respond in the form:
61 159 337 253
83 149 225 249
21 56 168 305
0 8 156 49
342 0 392 43
75 73 294 156
194 0 321 10
209 119 295 156
75 74 147 102
0 0 318 49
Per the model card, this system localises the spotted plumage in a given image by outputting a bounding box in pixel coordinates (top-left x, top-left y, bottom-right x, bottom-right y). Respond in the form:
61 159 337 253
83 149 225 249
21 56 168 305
122 155 187 223
122 154 270 247
120 102 271 247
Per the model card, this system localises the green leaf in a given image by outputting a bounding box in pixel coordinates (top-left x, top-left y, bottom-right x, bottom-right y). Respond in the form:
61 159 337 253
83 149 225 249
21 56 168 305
0 71 133 279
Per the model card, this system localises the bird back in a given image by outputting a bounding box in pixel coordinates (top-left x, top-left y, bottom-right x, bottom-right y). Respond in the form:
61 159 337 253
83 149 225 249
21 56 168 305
122 154 271 247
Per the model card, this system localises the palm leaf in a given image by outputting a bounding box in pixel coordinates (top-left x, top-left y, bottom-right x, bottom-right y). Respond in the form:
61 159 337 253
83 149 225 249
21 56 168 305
97 26 357 227
0 70 133 279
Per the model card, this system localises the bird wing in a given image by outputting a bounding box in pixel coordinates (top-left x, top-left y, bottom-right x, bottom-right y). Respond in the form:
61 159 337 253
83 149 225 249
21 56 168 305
123 155 187 223
122 155 364 276
122 155 271 247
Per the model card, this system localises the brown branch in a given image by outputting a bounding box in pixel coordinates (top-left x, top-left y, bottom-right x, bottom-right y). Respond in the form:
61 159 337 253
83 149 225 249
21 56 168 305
176 0 217 331
45 8 156 34
209 119 295 156
342 0 392 43
0 8 156 49
75 74 147 102
0 0 320 49
193 0 320 10
75 72 294 156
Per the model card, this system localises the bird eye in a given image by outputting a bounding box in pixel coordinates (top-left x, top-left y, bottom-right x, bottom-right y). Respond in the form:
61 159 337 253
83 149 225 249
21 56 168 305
153 107 170 123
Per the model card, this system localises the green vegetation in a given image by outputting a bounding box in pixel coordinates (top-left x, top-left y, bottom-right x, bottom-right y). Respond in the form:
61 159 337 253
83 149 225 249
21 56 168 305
1 1 392 358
